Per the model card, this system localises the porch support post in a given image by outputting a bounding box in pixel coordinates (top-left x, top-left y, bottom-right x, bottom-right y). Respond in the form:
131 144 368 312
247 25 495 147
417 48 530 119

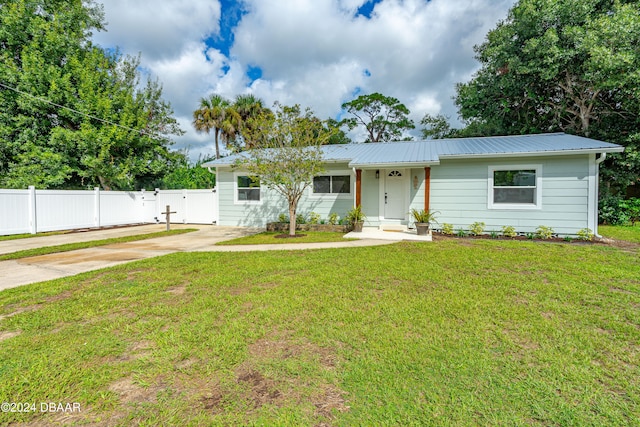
424 167 431 211
355 169 362 207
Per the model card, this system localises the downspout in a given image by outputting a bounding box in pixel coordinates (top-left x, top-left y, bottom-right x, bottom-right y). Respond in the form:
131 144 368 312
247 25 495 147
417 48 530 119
594 153 607 238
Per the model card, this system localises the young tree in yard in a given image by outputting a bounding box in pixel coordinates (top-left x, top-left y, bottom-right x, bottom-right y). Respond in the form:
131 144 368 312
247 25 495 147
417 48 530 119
341 92 414 142
234 103 335 236
454 0 640 196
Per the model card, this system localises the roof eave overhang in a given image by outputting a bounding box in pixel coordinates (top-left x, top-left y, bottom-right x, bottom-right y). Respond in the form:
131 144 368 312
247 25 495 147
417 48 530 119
349 161 440 168
440 147 625 160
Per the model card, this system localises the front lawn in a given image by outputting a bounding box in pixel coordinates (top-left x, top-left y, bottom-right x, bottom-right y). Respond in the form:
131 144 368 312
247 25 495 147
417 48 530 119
600 224 640 243
0 239 638 426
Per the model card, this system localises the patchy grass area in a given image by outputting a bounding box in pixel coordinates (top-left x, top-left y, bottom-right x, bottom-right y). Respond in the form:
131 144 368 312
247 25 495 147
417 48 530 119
216 231 355 245
0 229 197 261
600 224 640 244
0 239 638 426
0 230 68 241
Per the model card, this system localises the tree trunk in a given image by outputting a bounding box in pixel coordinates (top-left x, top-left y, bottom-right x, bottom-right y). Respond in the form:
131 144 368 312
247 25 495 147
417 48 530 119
288 203 296 236
214 128 221 159
97 175 111 191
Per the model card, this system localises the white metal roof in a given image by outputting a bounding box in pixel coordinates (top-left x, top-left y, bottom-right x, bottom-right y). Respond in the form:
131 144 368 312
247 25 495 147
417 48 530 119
201 133 624 168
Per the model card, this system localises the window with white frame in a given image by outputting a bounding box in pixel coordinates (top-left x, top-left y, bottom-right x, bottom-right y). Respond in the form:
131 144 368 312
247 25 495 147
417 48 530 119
236 175 261 203
312 175 351 195
489 165 541 209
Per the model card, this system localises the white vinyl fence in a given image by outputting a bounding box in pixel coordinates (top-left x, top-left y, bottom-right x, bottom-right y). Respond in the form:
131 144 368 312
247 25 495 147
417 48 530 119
0 187 218 235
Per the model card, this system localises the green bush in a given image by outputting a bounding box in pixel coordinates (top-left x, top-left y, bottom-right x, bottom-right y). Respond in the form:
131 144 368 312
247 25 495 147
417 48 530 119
599 195 630 225
577 228 594 241
501 225 517 238
308 212 321 225
278 213 289 223
469 221 486 236
327 213 339 225
441 223 455 235
620 198 640 225
535 225 554 240
296 213 307 224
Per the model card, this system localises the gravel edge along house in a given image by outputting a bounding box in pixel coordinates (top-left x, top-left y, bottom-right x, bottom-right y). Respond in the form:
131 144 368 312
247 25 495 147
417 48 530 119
202 133 624 237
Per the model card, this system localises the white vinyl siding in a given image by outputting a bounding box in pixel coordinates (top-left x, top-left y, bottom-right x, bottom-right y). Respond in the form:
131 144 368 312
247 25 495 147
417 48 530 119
429 155 592 235
217 165 355 227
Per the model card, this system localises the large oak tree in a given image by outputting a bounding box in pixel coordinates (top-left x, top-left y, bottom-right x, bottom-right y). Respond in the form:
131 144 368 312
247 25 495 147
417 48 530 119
0 0 183 190
341 92 414 143
454 0 640 195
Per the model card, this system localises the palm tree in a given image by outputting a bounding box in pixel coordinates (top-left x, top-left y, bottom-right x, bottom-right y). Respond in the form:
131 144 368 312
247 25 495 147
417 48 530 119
192 94 230 159
220 107 242 151
233 94 269 149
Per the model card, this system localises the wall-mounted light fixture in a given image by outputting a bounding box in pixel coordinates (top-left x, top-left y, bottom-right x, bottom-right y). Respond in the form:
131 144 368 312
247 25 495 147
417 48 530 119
375 170 380 179
413 175 419 189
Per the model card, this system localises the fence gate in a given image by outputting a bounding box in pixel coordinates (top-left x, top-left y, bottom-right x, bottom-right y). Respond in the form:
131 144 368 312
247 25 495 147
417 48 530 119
154 189 217 225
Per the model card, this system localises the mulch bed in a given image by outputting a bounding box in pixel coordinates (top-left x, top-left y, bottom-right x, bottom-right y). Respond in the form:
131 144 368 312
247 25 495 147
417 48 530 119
431 232 639 250
274 234 307 239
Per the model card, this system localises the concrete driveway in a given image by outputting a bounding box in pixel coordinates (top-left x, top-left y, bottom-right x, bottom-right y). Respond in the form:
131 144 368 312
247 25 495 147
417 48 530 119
0 225 260 291
0 224 395 291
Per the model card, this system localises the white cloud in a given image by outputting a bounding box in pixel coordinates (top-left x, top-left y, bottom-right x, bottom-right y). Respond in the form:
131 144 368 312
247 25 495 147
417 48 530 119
93 0 220 60
92 0 517 157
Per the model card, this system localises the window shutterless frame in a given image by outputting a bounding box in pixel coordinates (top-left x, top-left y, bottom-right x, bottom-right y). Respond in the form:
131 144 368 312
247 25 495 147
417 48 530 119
234 173 261 204
488 165 542 210
310 173 352 198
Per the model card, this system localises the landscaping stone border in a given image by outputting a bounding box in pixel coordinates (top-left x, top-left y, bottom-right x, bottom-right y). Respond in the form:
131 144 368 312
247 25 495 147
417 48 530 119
266 222 350 233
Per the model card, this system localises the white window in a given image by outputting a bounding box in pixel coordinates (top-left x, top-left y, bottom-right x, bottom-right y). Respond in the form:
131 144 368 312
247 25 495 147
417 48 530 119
312 175 351 195
235 174 261 204
488 165 542 209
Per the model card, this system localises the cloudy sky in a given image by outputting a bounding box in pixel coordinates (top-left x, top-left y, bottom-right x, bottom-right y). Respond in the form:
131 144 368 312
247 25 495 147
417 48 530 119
92 0 516 161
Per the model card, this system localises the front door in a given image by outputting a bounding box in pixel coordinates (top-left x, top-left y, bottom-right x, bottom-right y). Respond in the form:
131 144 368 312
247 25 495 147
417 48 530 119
384 170 406 219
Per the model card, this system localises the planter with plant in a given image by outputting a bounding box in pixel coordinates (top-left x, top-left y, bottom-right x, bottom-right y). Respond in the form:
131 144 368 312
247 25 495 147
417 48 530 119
346 205 366 232
410 209 439 235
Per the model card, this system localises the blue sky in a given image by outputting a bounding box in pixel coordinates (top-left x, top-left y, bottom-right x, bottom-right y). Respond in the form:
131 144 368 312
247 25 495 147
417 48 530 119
93 0 516 161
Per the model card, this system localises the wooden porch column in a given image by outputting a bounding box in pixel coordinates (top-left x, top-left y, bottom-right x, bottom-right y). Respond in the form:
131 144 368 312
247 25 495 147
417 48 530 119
424 167 431 212
355 169 362 207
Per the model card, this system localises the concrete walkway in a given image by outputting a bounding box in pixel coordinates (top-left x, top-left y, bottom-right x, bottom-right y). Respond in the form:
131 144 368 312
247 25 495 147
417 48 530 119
0 224 394 291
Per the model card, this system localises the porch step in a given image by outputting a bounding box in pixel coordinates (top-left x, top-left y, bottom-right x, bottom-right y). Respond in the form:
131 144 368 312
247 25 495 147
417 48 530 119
379 224 408 232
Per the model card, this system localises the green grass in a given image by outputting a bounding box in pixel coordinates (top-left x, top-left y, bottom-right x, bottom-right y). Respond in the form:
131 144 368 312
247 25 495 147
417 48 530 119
0 230 68 241
0 229 197 261
0 238 638 426
216 231 355 245
600 224 640 243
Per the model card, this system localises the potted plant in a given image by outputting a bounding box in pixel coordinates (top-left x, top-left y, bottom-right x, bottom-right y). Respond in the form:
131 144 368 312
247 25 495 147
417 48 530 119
346 205 366 232
410 209 439 235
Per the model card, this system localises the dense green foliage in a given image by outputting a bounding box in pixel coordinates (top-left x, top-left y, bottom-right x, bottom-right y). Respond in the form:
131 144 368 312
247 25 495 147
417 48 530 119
600 195 640 225
0 0 183 190
454 0 640 196
341 92 415 142
0 237 638 425
160 155 216 189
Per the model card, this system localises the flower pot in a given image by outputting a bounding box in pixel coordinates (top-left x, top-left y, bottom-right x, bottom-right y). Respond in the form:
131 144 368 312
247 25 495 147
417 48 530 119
415 222 430 236
352 221 364 232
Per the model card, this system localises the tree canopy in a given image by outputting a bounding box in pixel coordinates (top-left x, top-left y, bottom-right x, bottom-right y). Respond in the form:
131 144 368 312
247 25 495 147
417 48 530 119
341 92 415 142
0 0 183 190
234 103 335 235
454 0 640 195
